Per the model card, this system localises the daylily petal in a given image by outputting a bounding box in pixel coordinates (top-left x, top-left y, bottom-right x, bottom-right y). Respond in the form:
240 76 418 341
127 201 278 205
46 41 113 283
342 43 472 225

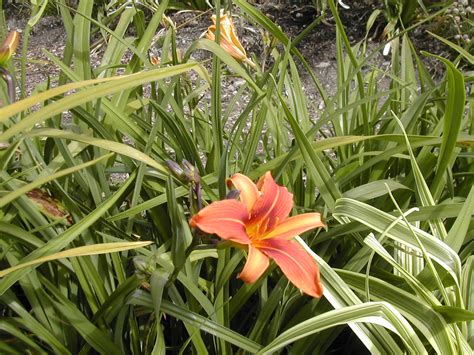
262 213 325 240
221 15 246 56
220 38 247 61
250 172 293 232
190 199 250 245
205 25 216 41
228 173 259 213
257 239 323 298
219 15 233 37
238 245 269 283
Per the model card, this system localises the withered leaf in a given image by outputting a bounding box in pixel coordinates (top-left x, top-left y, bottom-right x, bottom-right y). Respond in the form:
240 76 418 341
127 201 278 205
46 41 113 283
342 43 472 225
26 189 73 225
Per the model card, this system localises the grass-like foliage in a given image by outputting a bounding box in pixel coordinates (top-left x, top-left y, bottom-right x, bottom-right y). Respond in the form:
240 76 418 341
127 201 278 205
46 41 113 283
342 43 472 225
0 0 473 353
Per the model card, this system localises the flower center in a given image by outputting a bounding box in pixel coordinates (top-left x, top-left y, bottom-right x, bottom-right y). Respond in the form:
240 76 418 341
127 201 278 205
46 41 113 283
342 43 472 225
245 218 269 240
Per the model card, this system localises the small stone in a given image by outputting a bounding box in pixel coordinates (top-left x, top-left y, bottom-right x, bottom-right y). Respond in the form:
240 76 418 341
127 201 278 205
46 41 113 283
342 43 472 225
316 61 331 68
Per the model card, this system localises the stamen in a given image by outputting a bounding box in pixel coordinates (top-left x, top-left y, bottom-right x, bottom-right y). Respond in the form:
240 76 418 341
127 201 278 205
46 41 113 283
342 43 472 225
259 218 270 237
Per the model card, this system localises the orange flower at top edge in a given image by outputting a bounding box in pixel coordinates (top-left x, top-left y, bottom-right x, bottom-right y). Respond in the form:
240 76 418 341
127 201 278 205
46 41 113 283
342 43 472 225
190 171 325 298
0 31 20 66
206 13 253 65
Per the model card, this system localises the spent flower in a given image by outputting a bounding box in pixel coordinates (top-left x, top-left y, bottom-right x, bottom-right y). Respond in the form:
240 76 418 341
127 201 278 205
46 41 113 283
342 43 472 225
206 13 254 66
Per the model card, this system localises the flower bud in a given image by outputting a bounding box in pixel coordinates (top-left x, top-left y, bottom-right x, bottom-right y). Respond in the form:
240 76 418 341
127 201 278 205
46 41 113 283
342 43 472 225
0 31 20 66
165 159 185 180
225 189 241 200
182 159 200 184
133 256 155 274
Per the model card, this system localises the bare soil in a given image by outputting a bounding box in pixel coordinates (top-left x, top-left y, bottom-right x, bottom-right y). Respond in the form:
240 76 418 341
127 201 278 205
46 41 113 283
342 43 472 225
3 2 448 109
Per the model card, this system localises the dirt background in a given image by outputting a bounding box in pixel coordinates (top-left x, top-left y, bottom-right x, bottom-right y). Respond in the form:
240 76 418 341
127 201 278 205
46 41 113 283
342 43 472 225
3 2 449 108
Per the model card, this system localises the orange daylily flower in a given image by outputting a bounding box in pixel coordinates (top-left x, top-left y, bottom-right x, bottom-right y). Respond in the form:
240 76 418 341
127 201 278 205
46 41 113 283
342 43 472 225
190 171 324 298
206 13 253 65
0 31 20 66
